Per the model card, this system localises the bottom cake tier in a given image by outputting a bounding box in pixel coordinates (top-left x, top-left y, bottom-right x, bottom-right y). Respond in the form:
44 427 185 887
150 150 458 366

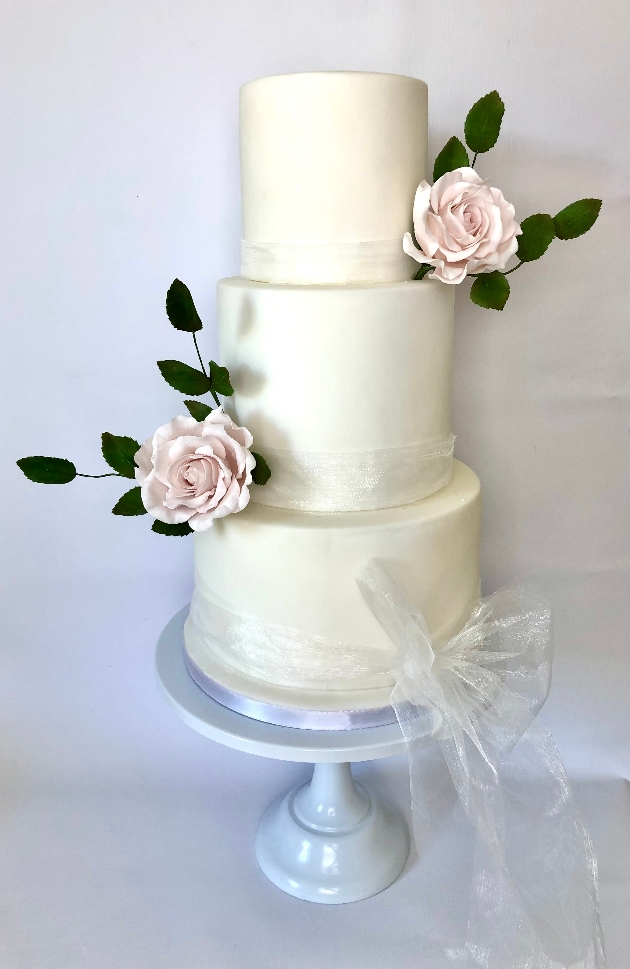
184 460 481 727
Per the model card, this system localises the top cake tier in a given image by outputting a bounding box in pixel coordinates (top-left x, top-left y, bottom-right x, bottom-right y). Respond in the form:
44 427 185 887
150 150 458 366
240 71 428 285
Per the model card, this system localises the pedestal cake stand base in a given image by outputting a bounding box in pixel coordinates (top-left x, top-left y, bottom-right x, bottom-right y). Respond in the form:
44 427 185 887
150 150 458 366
156 608 412 903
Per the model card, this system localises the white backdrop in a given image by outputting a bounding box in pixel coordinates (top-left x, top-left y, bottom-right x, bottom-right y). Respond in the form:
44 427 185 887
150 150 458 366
2 1 629 967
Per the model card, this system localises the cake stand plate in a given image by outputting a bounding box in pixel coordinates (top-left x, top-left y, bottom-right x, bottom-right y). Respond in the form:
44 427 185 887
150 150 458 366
156 608 411 903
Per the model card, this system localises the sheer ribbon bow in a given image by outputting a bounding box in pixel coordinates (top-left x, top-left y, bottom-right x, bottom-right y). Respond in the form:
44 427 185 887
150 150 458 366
357 561 605 969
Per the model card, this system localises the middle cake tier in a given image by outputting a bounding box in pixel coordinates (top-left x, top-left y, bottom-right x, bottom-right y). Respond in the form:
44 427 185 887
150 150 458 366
218 276 455 512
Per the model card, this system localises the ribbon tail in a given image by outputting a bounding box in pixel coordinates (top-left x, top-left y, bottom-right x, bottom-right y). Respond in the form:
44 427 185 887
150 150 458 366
459 721 604 967
359 563 606 968
392 691 606 968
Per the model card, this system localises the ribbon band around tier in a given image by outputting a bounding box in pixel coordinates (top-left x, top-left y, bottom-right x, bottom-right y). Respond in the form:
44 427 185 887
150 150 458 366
185 588 395 690
241 237 418 284
249 436 455 512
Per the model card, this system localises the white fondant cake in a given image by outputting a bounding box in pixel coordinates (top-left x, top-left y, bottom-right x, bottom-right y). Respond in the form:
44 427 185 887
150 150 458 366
218 276 455 511
240 72 427 284
183 71 482 725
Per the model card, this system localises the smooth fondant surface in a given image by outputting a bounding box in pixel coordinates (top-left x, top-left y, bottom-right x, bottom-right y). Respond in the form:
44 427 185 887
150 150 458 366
218 277 455 507
240 71 427 254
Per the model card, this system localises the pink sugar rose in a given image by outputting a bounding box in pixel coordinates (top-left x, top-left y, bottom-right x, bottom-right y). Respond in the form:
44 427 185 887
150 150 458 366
135 410 256 532
403 168 521 284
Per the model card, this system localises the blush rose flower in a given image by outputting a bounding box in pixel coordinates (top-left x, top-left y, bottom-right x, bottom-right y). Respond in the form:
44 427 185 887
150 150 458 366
134 410 256 532
403 167 521 284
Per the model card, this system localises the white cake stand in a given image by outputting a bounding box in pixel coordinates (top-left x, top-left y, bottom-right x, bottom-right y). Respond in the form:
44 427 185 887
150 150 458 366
156 607 411 904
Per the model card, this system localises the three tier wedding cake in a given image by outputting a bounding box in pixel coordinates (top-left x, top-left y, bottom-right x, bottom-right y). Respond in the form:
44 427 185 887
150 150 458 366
16 69 606 963
183 71 482 728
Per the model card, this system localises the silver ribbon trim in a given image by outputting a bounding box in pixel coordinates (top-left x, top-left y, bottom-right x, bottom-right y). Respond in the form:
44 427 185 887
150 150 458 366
250 436 455 512
183 650 397 731
241 237 417 284
357 560 605 969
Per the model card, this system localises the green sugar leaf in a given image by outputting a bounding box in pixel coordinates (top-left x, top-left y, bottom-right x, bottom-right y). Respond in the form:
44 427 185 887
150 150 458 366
152 520 193 536
470 271 510 311
101 432 140 478
165 279 203 332
17 456 76 484
209 360 234 397
433 136 470 182
464 91 505 154
516 214 556 262
157 360 212 396
184 399 213 421
554 199 602 240
251 451 271 486
413 264 434 281
112 486 147 516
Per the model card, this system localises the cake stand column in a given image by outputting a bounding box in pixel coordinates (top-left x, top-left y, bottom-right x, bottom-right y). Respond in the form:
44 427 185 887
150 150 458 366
255 761 410 904
156 608 412 906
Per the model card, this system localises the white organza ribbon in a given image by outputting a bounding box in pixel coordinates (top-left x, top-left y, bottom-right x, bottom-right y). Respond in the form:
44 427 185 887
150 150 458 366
241 238 417 284
185 584 394 689
250 437 455 512
357 561 606 969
